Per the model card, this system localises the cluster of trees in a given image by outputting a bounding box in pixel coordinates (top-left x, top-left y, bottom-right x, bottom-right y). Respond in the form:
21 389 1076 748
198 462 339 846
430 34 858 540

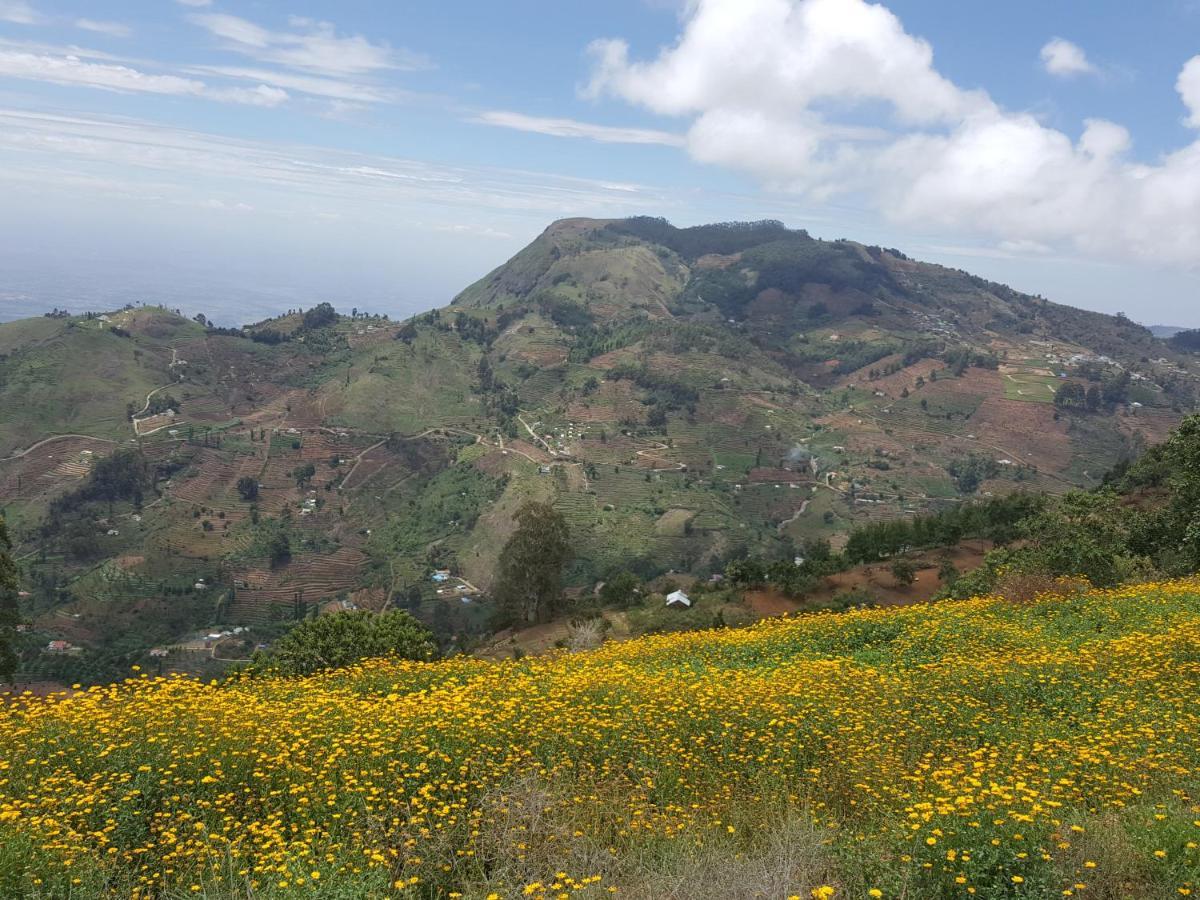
534 292 595 331
843 494 1042 564
946 454 1002 494
725 538 840 597
1054 371 1131 412
301 302 338 330
45 450 149 537
142 393 178 417
1171 329 1200 352
606 217 796 261
606 363 699 412
720 495 1045 600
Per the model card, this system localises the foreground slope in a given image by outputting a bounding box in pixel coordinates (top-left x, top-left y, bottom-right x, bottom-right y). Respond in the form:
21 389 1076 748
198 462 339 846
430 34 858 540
3 578 1200 898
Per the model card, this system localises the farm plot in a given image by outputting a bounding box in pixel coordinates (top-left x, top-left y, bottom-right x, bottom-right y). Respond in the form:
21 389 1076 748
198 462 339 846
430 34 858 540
0 437 112 502
227 547 367 623
1003 370 1059 402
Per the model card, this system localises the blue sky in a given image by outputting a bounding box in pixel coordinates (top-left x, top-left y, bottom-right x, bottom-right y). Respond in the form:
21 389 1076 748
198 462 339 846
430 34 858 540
1 0 1199 326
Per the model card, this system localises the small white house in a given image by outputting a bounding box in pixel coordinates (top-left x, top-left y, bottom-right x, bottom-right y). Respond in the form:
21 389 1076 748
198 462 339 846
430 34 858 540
665 590 692 609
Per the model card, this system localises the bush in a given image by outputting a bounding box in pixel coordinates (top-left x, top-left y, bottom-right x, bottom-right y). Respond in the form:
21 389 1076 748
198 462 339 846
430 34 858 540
246 610 435 677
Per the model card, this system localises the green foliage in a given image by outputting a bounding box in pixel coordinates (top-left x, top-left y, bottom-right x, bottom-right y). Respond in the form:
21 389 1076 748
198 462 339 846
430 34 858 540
599 571 641 609
1019 491 1144 587
0 518 18 682
843 494 1042 563
1171 329 1200 352
534 291 595 330
741 237 892 296
245 610 435 677
606 216 795 260
292 463 316 489
301 302 338 330
606 363 699 410
143 393 178 417
494 501 572 625
947 453 1001 494
890 558 917 586
1124 414 1200 572
52 449 147 512
236 476 259 502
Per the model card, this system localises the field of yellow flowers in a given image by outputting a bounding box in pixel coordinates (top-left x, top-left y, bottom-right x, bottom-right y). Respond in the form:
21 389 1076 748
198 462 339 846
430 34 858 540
3 580 1200 899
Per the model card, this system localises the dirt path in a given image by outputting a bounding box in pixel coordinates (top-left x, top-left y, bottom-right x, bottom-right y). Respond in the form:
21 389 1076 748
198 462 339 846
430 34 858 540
517 414 559 457
0 434 117 461
338 439 387 491
633 437 687 471
776 497 811 531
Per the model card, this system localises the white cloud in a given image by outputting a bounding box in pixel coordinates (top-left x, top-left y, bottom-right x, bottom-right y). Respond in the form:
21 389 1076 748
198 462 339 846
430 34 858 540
188 13 428 77
206 84 288 107
1180 55 1200 128
586 0 1200 268
1040 38 1096 77
0 49 288 106
475 110 684 146
75 19 132 39
185 64 392 104
0 1 41 25
0 108 671 219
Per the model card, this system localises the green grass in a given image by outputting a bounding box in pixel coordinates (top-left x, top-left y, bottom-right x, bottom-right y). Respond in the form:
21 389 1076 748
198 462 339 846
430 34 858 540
0 320 167 454
1003 372 1059 403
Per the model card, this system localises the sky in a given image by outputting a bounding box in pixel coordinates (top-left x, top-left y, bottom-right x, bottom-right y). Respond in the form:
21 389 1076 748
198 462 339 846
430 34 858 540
1 1 1199 326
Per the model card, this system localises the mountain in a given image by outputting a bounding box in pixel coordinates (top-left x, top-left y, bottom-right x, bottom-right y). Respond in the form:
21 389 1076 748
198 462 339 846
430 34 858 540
1 216 1198 682
1149 324 1189 338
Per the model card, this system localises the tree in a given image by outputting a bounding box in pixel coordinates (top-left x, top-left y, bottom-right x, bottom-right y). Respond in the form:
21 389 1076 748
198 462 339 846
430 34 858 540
236 476 259 502
1021 491 1140 588
599 571 641 609
891 559 917 587
494 501 572 625
246 610 435 677
0 517 19 683
267 532 291 569
1054 381 1087 409
293 463 316 489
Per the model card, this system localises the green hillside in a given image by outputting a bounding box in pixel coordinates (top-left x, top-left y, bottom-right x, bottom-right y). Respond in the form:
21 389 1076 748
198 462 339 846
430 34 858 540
1 219 1198 680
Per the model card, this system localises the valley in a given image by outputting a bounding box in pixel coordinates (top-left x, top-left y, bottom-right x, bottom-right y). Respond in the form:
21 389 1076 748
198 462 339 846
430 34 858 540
1 217 1197 684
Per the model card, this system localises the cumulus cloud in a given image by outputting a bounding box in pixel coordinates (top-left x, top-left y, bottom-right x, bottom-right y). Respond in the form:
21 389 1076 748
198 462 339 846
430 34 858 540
1040 38 1096 77
1180 56 1200 128
188 13 428 77
475 110 684 146
0 49 287 106
586 0 1200 267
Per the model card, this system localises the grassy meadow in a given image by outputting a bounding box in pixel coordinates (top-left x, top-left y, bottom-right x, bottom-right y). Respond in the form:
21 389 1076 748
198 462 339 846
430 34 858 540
2 580 1200 899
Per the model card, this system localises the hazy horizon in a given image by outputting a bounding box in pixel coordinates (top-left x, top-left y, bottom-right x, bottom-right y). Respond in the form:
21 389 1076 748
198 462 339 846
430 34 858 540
3 0 1200 327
